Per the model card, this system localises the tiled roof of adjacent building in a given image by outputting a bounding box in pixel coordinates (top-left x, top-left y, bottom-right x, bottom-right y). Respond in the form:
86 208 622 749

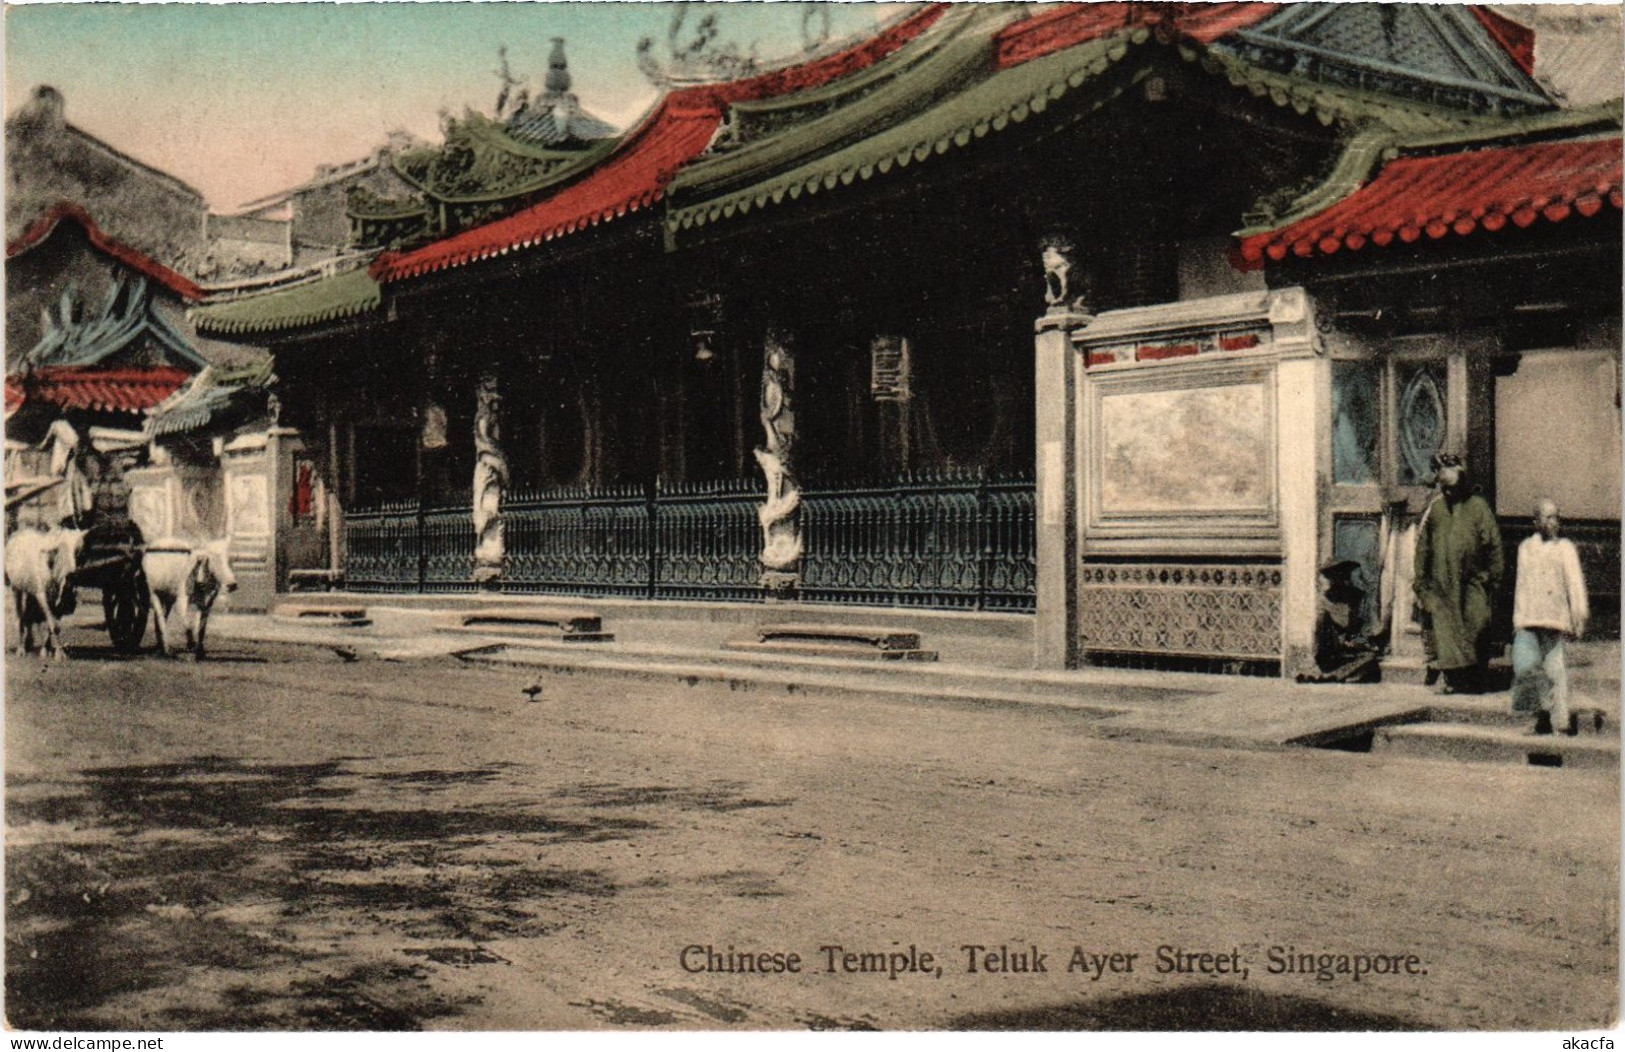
9 366 192 414
1237 130 1622 262
7 202 206 301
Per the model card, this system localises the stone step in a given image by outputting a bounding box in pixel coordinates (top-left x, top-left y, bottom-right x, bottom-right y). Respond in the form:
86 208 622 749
1372 722 1619 770
270 603 372 628
723 639 939 661
452 643 1134 720
1425 702 1611 733
454 636 1230 708
286 569 345 592
1381 655 1619 692
724 622 937 661
444 606 613 643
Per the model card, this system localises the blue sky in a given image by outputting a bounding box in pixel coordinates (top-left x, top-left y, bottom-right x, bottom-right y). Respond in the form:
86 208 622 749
4 2 900 210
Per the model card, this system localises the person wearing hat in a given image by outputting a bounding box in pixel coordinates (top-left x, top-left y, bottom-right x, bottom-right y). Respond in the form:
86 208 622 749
1412 452 1504 693
1299 559 1380 683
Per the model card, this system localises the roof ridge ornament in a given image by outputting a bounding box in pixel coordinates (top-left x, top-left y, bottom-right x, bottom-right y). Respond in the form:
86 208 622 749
801 4 832 53
637 3 762 88
493 45 529 119
546 37 572 95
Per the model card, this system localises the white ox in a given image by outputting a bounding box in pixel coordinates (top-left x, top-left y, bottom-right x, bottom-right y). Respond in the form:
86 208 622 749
4 527 86 661
142 539 237 659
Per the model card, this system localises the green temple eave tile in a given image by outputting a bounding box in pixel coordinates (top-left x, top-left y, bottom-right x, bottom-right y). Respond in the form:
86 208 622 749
191 267 381 336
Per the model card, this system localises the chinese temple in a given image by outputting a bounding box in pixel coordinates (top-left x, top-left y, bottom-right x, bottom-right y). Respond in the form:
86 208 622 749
188 3 1622 676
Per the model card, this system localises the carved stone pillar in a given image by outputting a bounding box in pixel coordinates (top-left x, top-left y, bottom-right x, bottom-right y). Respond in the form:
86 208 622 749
754 331 802 596
472 373 508 587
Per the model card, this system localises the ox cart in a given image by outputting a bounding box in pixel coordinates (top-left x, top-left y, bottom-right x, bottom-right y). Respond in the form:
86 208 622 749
5 481 150 652
69 519 151 652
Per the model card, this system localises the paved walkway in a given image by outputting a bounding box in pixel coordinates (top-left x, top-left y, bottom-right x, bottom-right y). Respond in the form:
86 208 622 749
200 595 1619 757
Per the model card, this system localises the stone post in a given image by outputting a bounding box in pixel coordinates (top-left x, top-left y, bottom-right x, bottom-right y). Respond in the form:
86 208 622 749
472 373 508 587
1269 287 1325 677
1034 305 1090 669
1034 237 1092 669
755 330 802 596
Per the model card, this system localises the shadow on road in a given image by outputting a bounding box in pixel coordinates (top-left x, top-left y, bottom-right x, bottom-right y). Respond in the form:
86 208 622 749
947 983 1423 1030
63 644 269 663
5 755 644 1030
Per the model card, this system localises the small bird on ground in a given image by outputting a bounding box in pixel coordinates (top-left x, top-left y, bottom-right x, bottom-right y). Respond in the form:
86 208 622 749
522 683 544 702
332 646 359 662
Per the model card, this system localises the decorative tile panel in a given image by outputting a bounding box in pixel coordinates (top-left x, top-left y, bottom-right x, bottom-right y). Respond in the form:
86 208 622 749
1079 562 1283 660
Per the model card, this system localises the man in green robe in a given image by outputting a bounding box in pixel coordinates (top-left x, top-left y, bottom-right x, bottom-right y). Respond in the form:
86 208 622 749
1413 453 1504 693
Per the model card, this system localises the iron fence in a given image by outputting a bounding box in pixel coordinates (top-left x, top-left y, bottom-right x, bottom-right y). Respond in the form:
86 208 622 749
343 500 420 593
652 477 763 602
422 503 478 593
504 482 654 598
342 470 1035 611
801 470 1036 611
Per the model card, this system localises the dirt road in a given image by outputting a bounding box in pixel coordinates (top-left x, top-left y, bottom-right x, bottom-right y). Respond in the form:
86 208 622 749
4 636 1617 1031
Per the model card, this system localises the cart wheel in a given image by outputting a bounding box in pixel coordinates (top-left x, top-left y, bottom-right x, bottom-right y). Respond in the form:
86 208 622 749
105 567 150 653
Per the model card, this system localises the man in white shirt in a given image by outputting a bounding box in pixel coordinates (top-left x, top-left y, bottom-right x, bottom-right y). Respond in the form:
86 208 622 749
1511 499 1590 735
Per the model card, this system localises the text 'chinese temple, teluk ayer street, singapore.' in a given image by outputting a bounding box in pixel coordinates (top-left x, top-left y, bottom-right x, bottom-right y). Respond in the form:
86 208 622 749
11 2 1621 680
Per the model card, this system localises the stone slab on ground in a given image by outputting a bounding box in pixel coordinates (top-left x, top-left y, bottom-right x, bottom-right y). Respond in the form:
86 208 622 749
450 642 1447 753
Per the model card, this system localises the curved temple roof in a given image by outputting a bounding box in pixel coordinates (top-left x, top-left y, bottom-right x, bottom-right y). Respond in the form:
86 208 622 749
369 4 950 282
664 1 1509 236
208 2 1590 334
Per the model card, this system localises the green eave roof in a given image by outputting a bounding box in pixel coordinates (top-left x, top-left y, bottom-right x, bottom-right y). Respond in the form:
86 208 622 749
668 5 1006 202
191 266 381 336
668 28 1144 233
393 114 622 206
667 20 1491 237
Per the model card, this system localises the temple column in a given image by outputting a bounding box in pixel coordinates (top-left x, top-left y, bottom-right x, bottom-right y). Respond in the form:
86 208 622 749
755 329 802 597
472 372 508 586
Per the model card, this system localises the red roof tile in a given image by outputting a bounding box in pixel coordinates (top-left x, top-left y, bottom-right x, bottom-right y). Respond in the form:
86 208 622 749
371 94 723 282
1238 136 1623 264
6 203 205 301
993 4 1537 75
1469 7 1537 77
993 2 1281 69
14 366 191 414
371 5 949 282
